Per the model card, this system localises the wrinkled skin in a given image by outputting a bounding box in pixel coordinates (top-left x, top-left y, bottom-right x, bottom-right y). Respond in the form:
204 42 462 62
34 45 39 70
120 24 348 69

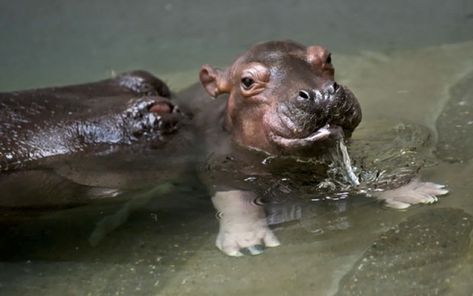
0 70 181 172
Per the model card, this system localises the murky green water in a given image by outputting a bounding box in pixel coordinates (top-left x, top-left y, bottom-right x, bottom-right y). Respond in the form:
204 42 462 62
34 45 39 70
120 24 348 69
1 1 473 295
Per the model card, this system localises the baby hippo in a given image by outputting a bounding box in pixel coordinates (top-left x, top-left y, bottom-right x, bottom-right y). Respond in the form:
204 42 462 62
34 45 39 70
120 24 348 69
177 40 447 256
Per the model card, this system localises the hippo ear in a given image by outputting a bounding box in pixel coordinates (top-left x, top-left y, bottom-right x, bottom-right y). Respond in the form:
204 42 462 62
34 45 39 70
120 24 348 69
306 46 329 65
199 64 232 98
306 46 334 77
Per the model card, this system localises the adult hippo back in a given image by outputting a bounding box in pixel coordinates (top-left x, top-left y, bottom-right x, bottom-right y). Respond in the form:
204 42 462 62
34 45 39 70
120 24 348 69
0 70 181 172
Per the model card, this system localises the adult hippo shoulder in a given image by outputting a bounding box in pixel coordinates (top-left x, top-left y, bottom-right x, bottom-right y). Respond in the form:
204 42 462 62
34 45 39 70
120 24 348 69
174 40 448 256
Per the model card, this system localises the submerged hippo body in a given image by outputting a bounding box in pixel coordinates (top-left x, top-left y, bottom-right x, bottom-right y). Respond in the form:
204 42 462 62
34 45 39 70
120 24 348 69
0 70 181 172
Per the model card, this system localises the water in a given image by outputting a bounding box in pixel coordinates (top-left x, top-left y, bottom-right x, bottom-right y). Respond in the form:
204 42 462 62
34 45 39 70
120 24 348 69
1 0 473 295
328 139 360 187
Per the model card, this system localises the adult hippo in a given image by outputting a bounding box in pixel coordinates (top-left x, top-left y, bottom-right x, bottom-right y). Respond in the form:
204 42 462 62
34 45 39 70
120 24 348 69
0 71 189 208
0 70 181 172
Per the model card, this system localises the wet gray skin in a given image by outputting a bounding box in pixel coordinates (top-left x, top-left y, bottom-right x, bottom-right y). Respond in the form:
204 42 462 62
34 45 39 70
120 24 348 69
0 70 182 172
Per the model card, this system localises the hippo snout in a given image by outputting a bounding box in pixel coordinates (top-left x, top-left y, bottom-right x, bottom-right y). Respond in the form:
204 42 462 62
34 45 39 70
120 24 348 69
124 97 182 139
299 84 360 134
269 83 361 154
297 81 339 102
280 83 357 136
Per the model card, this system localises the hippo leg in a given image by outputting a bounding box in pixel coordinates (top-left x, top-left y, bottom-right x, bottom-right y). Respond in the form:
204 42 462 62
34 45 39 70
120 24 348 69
375 179 449 209
212 190 280 257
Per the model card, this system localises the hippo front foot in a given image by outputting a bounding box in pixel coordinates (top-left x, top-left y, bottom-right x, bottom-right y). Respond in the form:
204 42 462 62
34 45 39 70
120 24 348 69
212 191 280 257
376 179 449 209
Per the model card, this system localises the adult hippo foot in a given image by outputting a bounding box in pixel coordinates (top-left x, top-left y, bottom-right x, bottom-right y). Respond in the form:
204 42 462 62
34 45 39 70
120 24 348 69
376 179 449 209
212 191 280 257
124 96 181 139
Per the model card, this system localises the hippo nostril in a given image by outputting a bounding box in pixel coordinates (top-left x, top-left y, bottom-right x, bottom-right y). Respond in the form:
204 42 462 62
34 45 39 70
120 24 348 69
333 82 339 91
298 90 311 100
322 82 338 95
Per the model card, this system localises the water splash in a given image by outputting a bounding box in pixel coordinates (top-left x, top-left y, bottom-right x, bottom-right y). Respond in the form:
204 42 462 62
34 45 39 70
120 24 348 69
328 138 360 186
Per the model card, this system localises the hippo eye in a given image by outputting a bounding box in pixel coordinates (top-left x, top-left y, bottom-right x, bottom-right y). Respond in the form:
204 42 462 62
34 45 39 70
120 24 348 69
326 54 332 64
241 77 255 89
298 90 311 100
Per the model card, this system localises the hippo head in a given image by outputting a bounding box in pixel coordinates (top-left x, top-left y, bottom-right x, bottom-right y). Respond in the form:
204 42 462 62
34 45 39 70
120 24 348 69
199 41 362 156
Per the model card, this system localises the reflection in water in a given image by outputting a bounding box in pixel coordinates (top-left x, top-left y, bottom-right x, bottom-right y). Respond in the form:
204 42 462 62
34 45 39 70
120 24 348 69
88 183 173 246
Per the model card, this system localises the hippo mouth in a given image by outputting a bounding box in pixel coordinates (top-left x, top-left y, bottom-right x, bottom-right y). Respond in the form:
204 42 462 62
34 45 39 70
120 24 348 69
269 124 344 151
266 85 361 153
